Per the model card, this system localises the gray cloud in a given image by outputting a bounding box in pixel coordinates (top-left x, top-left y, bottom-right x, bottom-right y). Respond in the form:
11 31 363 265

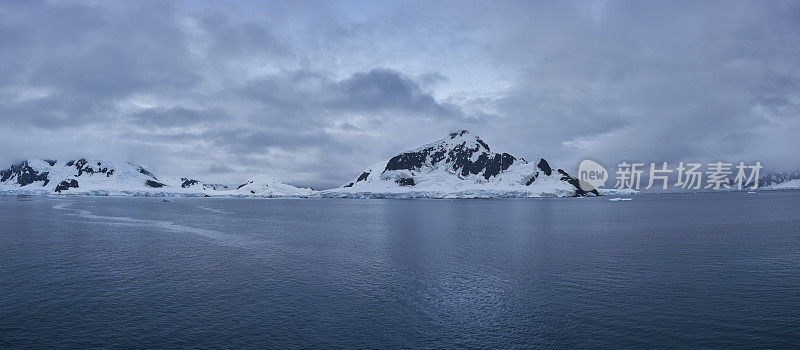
331 69 463 117
0 0 798 188
237 68 463 121
129 107 229 128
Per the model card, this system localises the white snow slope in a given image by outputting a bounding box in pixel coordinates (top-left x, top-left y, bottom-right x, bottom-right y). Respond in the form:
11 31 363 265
322 130 598 198
0 159 312 197
764 179 800 190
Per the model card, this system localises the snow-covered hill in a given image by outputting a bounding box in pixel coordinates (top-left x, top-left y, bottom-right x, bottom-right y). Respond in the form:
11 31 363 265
759 171 800 190
0 159 311 197
322 130 598 198
232 175 314 197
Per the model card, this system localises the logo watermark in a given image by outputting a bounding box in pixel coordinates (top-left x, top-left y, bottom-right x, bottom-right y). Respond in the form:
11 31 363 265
577 161 763 191
577 159 608 192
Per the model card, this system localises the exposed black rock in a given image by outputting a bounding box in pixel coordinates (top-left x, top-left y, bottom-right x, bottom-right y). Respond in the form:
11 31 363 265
203 184 230 191
236 180 267 190
557 169 599 196
343 182 354 188
74 159 91 176
385 152 429 172
180 178 200 188
145 180 166 188
68 158 115 177
54 179 79 193
396 178 415 186
525 174 538 186
44 159 57 166
449 130 470 139
476 139 490 152
476 153 515 179
356 172 370 182
0 161 50 186
137 166 155 178
1 164 16 182
537 158 552 176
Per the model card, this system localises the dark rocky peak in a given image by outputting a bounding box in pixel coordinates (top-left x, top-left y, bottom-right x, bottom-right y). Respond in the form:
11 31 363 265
537 158 552 176
449 129 470 139
0 161 50 187
383 131 516 180
447 130 491 151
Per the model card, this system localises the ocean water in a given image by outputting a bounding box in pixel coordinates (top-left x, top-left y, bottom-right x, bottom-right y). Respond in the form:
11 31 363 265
1 192 799 348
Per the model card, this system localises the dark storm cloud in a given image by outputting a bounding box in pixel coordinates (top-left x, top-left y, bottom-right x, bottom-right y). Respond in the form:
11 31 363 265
238 68 462 121
193 68 463 162
0 0 798 188
332 69 462 117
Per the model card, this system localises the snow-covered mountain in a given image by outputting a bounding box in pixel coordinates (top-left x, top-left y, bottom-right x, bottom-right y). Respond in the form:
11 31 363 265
759 171 800 190
323 130 598 198
233 175 314 197
0 158 312 197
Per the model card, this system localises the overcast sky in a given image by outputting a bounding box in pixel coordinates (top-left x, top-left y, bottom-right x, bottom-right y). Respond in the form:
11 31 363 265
1 0 798 189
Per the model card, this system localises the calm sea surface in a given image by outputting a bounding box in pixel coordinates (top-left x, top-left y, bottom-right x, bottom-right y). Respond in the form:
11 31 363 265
1 192 799 348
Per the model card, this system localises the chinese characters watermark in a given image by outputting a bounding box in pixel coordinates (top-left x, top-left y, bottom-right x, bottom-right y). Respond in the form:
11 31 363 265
578 160 763 191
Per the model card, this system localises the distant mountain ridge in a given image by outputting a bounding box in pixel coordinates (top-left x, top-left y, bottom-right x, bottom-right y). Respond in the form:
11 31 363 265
323 130 598 198
0 158 312 197
0 131 645 198
759 171 800 190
